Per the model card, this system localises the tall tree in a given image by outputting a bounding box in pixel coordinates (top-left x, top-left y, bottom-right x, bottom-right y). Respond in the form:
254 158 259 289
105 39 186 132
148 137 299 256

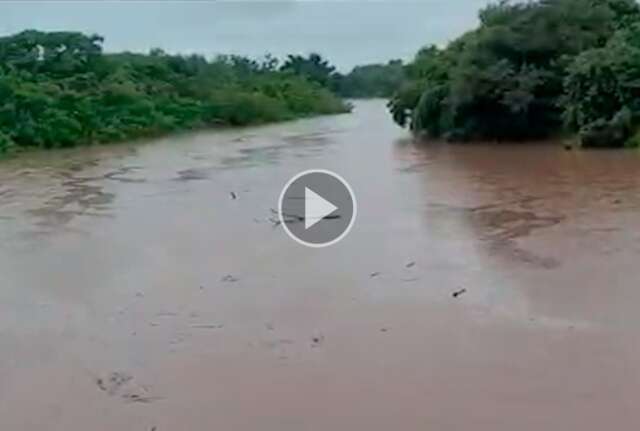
388 0 640 146
280 53 337 87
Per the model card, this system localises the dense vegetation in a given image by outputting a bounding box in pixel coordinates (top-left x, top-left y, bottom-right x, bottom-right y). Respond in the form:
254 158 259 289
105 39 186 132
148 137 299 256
275 53 407 98
388 0 640 147
335 60 406 98
0 31 349 154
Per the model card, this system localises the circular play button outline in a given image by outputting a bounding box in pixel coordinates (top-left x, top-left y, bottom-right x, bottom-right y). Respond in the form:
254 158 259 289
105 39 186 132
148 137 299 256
278 169 357 248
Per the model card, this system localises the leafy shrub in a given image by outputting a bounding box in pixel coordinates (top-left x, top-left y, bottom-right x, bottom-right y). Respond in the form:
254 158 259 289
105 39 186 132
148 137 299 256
389 0 640 145
0 30 349 151
0 129 14 154
625 129 640 147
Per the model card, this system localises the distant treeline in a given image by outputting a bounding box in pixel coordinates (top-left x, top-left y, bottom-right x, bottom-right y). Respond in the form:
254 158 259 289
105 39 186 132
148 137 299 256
0 31 349 154
388 0 640 147
335 60 406 98
273 53 407 99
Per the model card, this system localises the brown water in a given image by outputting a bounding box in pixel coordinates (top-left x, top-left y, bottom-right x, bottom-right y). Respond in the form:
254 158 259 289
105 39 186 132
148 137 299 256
2 100 640 430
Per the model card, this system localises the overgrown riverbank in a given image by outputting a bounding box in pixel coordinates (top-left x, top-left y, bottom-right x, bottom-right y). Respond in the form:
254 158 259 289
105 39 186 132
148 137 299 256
0 31 349 155
388 0 640 148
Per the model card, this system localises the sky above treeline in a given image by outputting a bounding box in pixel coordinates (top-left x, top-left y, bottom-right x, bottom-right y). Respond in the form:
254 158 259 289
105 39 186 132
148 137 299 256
0 0 492 71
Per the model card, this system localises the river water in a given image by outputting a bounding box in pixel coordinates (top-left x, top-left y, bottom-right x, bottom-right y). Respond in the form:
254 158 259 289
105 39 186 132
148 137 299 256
1 100 640 430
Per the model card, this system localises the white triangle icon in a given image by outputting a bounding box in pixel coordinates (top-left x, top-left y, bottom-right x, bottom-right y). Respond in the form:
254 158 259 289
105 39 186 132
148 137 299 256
304 187 338 230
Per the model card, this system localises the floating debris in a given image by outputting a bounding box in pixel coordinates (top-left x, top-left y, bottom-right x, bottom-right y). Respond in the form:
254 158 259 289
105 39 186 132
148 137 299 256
405 261 416 268
311 334 325 347
268 217 282 227
230 191 237 200
269 207 341 225
452 288 467 298
96 371 161 404
96 371 132 396
369 271 381 278
221 274 239 283
122 393 164 404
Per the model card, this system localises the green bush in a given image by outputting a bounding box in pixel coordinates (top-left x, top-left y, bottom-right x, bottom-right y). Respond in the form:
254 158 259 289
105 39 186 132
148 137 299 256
0 30 349 151
625 129 640 147
0 129 14 154
335 60 406 98
389 0 640 144
580 119 628 148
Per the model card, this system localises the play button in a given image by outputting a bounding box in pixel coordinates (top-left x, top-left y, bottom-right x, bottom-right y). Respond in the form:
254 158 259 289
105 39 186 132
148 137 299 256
304 187 338 229
278 169 357 247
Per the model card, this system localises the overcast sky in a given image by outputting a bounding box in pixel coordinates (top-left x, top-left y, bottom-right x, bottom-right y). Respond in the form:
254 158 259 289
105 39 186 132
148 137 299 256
0 1 491 71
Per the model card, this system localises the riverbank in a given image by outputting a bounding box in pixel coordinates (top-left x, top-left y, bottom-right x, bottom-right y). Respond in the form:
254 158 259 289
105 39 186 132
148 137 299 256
0 30 349 155
388 0 640 148
0 108 353 164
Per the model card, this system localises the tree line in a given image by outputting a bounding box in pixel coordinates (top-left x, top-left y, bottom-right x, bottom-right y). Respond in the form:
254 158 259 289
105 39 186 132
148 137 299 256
388 0 640 147
7 2 639 154
0 31 350 154
275 53 407 98
335 60 406 98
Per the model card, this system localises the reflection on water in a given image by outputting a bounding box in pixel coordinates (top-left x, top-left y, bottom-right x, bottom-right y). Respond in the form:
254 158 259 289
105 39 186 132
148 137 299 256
218 130 337 169
21 166 148 230
396 137 640 327
426 200 564 269
174 167 212 182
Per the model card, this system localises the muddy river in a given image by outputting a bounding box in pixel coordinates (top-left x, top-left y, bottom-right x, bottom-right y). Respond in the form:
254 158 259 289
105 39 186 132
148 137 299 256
1 100 640 430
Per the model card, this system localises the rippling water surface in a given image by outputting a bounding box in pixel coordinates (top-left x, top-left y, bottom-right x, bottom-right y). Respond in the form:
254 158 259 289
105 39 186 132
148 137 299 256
2 100 640 430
